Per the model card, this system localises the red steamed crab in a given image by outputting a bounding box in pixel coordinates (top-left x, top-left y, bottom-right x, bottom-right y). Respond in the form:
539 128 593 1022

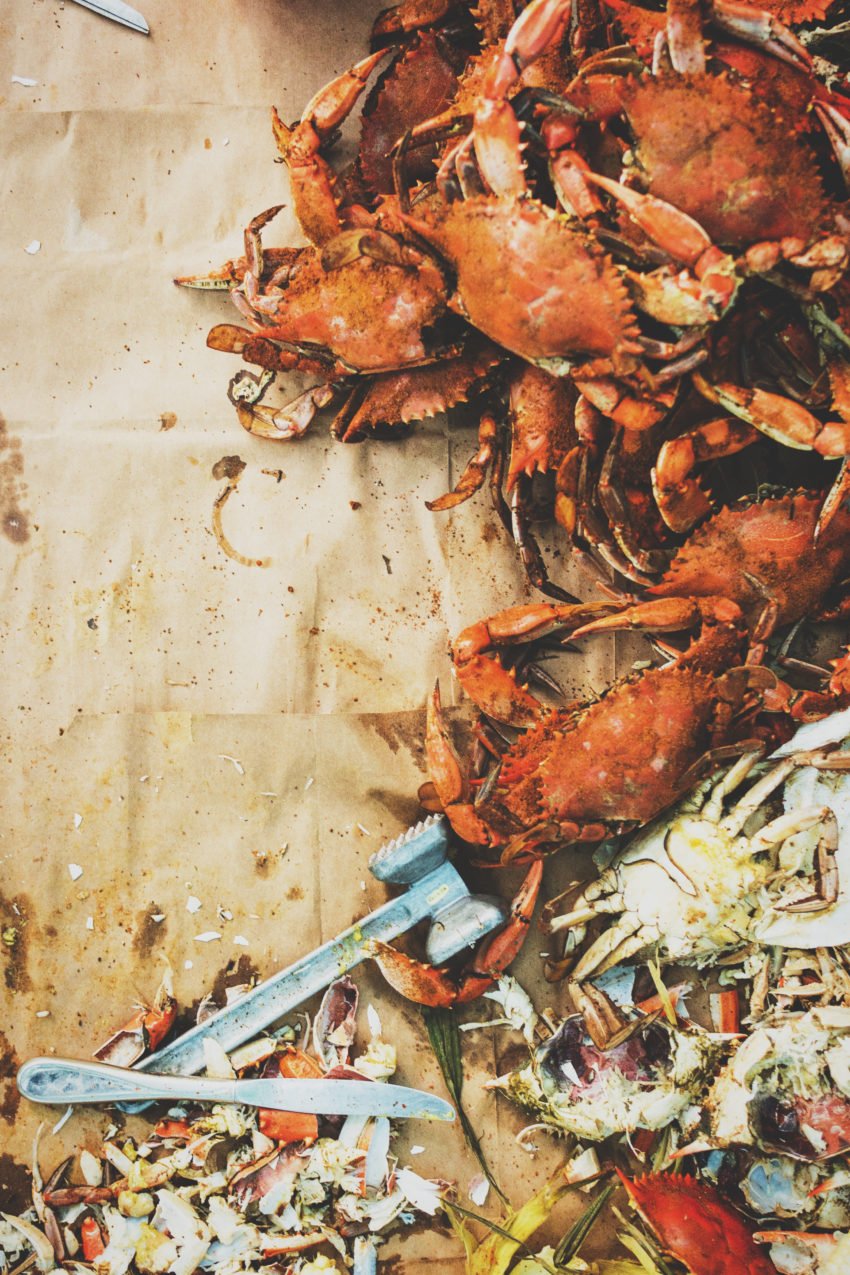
619 1172 777 1275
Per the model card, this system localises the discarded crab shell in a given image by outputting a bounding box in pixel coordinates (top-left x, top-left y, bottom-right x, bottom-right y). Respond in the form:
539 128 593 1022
758 725 850 947
502 1014 724 1142
708 1006 850 1160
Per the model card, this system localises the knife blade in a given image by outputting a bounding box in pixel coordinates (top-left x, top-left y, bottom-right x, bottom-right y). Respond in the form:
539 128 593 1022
68 0 149 35
17 1056 455 1121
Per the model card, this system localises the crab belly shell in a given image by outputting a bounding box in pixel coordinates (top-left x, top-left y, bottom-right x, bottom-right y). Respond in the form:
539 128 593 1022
617 817 760 962
428 199 637 364
757 736 850 948
252 257 448 372
515 667 720 827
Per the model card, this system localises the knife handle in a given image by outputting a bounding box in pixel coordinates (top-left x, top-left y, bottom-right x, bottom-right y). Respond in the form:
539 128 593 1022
18 1057 239 1107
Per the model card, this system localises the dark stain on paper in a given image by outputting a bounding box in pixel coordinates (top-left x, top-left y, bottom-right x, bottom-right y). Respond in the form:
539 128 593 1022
133 904 167 960
0 412 30 545
0 892 34 993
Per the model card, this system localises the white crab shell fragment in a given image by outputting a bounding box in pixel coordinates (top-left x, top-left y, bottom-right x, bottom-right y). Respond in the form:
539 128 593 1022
709 1006 850 1160
608 810 763 963
757 731 850 948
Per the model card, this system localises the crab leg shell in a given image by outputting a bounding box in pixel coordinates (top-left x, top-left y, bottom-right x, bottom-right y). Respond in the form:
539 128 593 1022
696 378 850 457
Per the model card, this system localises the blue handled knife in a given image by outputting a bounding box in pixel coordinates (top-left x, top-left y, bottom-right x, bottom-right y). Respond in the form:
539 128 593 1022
69 0 149 35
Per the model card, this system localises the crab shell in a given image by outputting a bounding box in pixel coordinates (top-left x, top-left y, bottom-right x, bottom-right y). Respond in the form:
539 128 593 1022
506 1015 724 1141
759 727 850 948
650 492 850 636
619 1172 777 1275
620 73 829 251
404 196 643 373
358 32 464 195
708 1006 850 1160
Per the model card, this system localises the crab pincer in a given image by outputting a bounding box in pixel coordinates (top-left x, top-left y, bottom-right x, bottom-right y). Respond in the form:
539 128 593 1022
367 858 543 1005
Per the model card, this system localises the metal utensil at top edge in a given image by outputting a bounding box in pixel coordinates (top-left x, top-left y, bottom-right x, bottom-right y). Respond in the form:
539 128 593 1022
68 0 149 35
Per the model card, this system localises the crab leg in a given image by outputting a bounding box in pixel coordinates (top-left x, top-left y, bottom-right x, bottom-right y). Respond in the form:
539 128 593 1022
473 0 572 197
696 377 850 458
426 414 499 510
367 859 543 1005
753 1230 844 1274
271 50 389 246
571 913 651 980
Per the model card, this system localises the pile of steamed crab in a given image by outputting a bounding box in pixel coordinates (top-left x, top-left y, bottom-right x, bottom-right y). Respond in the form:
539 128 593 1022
24 0 850 1270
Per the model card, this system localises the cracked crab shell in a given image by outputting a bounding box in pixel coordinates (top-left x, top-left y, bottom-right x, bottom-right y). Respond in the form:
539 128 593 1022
757 724 850 948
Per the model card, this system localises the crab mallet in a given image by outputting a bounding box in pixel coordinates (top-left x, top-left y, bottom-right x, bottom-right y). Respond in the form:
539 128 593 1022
116 815 505 1107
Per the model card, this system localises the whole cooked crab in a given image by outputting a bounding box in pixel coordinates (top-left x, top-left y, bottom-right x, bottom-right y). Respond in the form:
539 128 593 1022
427 589 850 859
543 743 848 982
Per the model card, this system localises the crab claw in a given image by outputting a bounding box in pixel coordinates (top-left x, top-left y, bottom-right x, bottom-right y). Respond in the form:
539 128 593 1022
710 0 812 69
367 942 461 1007
585 172 712 268
452 601 617 727
618 1172 777 1275
695 377 850 459
367 860 544 1006
425 683 493 845
456 859 544 1002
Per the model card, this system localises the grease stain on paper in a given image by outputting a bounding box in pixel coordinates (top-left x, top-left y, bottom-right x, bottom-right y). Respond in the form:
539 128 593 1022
0 412 30 545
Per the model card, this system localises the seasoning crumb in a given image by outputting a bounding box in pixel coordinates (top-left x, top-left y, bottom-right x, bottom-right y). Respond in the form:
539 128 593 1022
35 1010 50 1019
233 935 249 946
194 931 222 943
218 908 233 922
68 863 83 881
73 813 83 829
410 1145 425 1156
356 823 370 836
12 75 38 87
85 916 94 930
184 960 193 971
304 777 314 791
186 896 202 914
151 914 165 923
24 240 41 255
